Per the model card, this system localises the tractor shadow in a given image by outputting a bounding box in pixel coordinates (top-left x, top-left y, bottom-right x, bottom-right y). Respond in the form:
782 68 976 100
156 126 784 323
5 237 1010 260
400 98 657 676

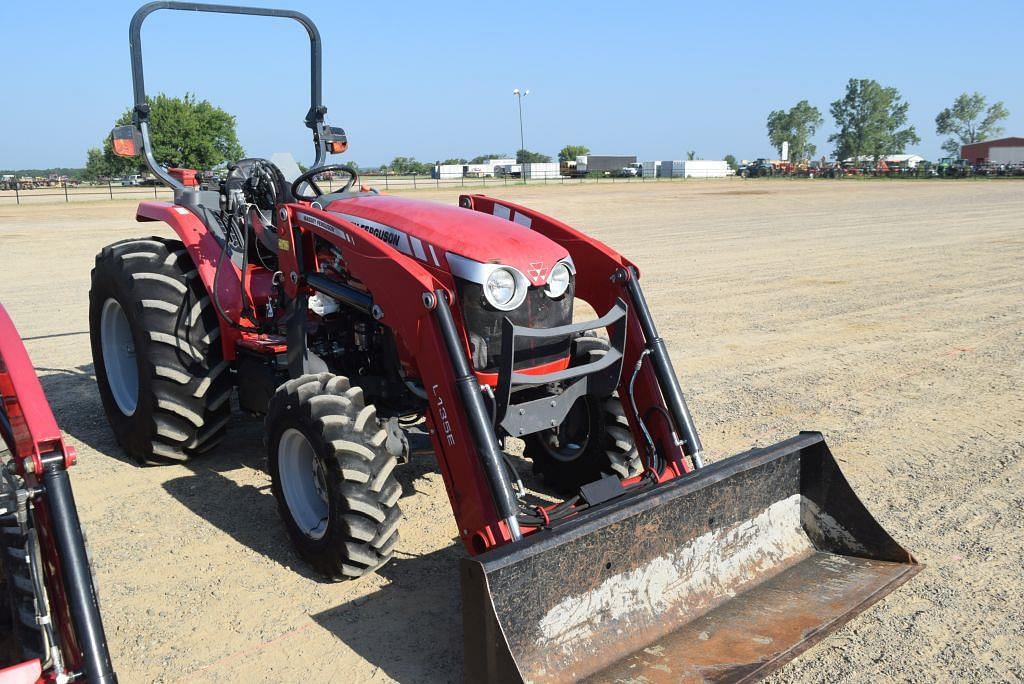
35 363 136 466
34 363 441 576
311 544 466 681
159 413 444 582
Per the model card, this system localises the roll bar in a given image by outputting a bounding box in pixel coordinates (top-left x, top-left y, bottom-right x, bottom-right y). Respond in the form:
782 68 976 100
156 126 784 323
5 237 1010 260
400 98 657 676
128 1 329 189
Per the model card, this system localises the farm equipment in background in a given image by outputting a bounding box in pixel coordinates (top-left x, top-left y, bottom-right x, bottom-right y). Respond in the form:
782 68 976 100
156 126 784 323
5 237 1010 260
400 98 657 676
89 2 921 681
0 305 117 684
740 158 774 178
936 157 973 178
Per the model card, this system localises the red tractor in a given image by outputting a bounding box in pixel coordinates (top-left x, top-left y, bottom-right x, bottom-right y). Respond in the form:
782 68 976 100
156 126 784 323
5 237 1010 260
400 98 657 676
89 3 919 680
0 305 117 684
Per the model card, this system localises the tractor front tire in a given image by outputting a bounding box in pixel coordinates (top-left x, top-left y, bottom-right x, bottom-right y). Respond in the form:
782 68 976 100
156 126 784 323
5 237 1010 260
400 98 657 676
524 336 643 494
267 374 402 580
1 520 49 666
89 237 232 464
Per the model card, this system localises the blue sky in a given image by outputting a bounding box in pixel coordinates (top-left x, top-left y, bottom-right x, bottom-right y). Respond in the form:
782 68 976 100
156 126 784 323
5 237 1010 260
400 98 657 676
2 1 1022 169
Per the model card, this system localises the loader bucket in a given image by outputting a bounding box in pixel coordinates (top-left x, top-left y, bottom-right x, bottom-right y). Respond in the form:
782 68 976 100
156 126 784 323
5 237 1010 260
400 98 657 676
461 432 920 683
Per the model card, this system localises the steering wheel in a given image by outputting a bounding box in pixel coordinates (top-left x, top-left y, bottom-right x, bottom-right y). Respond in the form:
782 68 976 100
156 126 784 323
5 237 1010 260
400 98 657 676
290 164 358 201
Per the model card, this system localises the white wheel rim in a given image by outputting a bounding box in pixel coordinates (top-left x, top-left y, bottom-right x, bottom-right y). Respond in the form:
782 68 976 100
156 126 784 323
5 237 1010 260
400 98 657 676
278 428 329 540
100 298 139 416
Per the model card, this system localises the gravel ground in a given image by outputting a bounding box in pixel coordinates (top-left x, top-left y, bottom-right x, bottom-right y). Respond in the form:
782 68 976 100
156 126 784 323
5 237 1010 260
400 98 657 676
0 179 1021 682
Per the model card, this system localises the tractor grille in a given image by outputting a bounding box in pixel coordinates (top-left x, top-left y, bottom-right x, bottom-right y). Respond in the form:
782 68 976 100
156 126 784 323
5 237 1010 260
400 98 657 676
455 277 574 373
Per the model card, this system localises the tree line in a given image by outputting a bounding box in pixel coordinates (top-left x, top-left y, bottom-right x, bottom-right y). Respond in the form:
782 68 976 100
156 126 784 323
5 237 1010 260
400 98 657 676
77 83 1011 180
766 79 1010 162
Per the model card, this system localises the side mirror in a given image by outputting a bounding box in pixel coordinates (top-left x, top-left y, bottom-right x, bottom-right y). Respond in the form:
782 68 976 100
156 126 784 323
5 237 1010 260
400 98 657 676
323 125 348 154
111 125 143 157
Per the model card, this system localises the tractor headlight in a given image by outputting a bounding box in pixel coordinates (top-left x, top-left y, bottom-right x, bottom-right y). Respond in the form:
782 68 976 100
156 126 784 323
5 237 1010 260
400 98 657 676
545 262 571 298
484 267 519 310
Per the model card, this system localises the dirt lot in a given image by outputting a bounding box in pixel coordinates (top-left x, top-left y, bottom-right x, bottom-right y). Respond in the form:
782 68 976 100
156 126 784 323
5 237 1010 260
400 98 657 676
0 179 1021 682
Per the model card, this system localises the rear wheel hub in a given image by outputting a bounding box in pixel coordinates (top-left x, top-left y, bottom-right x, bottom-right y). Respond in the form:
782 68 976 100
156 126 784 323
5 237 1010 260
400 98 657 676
99 298 138 416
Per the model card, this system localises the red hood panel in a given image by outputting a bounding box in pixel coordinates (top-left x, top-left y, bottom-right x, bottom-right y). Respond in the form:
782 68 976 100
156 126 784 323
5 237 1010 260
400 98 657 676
323 195 568 284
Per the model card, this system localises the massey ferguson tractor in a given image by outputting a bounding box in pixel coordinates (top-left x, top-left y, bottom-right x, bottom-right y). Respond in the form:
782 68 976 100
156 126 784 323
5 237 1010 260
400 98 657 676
88 3 920 680
0 305 117 684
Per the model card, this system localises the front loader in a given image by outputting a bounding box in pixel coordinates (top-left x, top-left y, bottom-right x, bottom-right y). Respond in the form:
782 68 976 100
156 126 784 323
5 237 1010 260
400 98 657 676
0 305 117 684
89 3 920 680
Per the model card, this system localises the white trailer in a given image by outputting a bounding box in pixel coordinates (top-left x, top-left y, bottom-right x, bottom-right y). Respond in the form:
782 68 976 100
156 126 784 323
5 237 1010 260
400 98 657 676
681 160 730 178
465 158 516 177
432 164 465 179
641 161 661 178
523 163 562 179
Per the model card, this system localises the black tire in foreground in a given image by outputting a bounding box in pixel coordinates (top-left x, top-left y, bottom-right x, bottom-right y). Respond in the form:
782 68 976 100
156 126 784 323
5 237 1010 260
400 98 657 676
1 517 48 666
524 335 642 494
266 374 402 580
89 237 232 464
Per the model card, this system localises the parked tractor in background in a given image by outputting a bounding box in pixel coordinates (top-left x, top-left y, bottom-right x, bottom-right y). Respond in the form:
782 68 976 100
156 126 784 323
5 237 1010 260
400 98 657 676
936 157 973 178
740 158 774 177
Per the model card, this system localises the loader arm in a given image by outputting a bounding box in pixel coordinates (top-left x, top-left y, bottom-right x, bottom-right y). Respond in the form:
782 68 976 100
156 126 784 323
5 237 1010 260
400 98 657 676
461 194 702 475
0 306 115 683
276 204 522 550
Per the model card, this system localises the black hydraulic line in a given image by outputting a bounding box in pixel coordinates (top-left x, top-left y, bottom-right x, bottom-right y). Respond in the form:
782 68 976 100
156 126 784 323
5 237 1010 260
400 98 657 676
306 273 373 314
622 269 705 468
432 291 521 536
40 457 117 684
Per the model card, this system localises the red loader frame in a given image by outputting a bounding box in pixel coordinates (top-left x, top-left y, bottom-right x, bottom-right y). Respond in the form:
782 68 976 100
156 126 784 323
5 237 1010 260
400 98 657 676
133 190 704 554
0 305 116 683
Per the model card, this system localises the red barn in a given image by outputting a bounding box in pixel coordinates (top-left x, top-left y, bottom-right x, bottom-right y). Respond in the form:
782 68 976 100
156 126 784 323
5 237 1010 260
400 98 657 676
961 137 1024 164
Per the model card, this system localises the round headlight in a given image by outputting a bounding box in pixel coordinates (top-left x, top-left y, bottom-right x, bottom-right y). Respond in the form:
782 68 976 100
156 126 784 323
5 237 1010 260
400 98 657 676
545 262 571 298
484 267 518 309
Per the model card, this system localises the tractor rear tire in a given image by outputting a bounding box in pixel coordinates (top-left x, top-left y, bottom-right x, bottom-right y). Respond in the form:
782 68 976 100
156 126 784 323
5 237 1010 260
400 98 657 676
266 374 402 580
89 237 232 465
524 336 642 494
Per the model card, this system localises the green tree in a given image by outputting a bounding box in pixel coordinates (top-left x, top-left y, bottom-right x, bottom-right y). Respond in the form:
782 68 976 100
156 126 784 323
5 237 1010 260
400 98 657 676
723 154 737 170
686 150 696 160
516 149 552 164
935 92 1010 157
469 153 509 163
440 158 468 165
84 93 243 180
829 79 919 162
766 100 823 161
84 147 137 181
387 157 433 175
558 145 589 162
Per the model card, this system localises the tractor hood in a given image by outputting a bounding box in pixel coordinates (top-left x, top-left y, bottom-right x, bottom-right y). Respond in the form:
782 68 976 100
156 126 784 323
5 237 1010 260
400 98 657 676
323 195 569 286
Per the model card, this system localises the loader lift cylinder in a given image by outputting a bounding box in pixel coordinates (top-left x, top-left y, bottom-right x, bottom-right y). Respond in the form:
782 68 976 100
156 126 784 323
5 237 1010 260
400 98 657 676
623 268 705 468
432 291 522 541
40 453 117 684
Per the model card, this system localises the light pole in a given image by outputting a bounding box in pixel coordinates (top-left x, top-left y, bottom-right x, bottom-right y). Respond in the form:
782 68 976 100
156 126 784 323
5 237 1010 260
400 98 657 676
513 88 529 160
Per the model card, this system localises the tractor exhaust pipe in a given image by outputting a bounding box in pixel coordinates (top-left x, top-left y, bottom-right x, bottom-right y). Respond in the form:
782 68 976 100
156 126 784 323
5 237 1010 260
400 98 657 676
462 432 920 682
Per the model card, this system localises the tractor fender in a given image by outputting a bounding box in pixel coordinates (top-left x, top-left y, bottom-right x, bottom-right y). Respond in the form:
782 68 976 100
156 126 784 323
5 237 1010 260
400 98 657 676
134 201 250 361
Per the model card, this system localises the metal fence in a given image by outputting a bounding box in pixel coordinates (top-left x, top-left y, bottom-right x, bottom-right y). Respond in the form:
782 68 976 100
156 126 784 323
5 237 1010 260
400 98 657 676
0 172 734 206
0 180 174 205
5 166 1021 206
